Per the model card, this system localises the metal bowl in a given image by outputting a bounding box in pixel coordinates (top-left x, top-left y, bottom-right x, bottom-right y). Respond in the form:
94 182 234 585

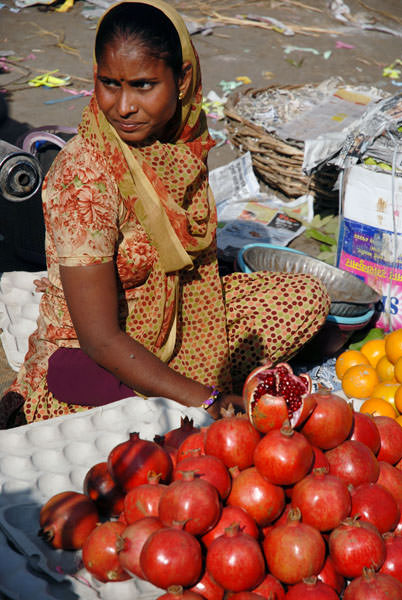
237 243 381 318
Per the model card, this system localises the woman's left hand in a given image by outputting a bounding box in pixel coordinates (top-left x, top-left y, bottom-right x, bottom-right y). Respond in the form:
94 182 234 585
206 393 245 420
33 277 51 293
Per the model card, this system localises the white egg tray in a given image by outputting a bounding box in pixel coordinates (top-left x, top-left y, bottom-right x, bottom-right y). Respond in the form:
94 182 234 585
0 271 46 372
0 395 213 599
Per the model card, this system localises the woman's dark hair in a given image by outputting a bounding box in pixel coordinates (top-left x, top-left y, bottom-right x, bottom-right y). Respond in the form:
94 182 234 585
95 3 183 78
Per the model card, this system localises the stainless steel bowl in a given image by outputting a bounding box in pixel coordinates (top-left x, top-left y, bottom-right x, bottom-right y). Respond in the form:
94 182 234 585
238 244 381 318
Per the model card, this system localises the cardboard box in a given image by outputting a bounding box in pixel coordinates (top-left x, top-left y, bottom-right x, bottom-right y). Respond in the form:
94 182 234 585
337 165 402 331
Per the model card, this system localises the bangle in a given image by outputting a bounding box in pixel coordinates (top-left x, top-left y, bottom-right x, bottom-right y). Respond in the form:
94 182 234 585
201 386 223 411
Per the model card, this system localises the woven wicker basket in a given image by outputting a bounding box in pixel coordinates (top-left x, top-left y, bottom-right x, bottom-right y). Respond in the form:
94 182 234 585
224 85 339 212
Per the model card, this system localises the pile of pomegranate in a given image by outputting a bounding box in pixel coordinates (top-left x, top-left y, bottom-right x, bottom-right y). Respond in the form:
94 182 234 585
38 363 402 600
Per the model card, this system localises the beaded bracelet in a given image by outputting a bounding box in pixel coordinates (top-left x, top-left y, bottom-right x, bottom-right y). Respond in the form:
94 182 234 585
201 386 223 411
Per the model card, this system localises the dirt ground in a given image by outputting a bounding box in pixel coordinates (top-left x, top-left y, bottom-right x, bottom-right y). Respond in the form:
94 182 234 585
1 0 401 171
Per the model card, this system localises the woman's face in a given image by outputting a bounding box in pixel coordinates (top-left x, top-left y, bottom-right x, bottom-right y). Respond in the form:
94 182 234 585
95 38 191 145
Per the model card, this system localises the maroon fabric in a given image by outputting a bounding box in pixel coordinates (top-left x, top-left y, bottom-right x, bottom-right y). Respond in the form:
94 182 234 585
47 347 133 406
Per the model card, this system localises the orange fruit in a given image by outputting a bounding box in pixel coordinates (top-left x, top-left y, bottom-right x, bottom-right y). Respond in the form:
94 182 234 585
396 414 402 427
376 355 396 382
341 364 380 399
385 328 402 364
360 338 386 368
371 381 400 412
394 356 402 384
360 397 398 419
335 350 369 380
395 384 402 415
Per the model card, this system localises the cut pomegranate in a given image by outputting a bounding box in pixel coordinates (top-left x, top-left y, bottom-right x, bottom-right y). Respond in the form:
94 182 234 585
243 362 314 433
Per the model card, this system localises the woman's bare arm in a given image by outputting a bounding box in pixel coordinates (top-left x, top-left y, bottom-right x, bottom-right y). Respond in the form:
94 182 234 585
59 262 243 417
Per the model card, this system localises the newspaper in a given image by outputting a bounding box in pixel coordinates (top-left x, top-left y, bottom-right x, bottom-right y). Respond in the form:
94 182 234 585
209 153 307 262
303 92 402 176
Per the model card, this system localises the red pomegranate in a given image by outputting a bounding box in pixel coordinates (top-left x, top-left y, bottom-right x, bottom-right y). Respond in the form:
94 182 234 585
262 507 326 585
285 577 339 599
201 505 259 548
176 429 207 462
204 414 261 470
251 573 286 599
253 421 314 486
376 461 402 505
38 491 99 550
243 362 314 433
317 555 346 595
343 566 402 599
291 467 351 532
83 461 125 517
379 532 402 583
349 482 400 533
158 471 221 536
373 416 402 465
123 471 166 524
300 391 353 450
157 587 204 600
206 523 266 592
174 452 231 500
107 432 172 492
328 517 386 578
162 417 200 449
117 516 163 579
140 526 203 589
325 439 380 487
82 521 131 583
349 411 381 455
227 465 285 527
189 569 225 600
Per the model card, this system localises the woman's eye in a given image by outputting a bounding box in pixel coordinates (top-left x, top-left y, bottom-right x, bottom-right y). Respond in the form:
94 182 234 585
133 81 153 90
99 78 119 87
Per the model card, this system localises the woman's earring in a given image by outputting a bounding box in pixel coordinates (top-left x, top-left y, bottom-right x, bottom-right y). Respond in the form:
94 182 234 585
178 91 184 100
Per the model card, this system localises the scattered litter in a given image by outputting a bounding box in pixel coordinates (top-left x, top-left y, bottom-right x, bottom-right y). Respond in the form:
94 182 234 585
55 0 74 12
44 92 86 104
206 11 341 36
335 41 355 49
240 14 295 36
202 90 227 120
236 76 252 85
323 51 332 60
383 59 402 79
208 128 227 147
262 71 274 80
392 81 402 87
61 87 93 96
219 80 243 95
209 153 309 264
180 14 218 36
28 70 71 88
328 0 402 37
286 58 304 68
283 45 320 55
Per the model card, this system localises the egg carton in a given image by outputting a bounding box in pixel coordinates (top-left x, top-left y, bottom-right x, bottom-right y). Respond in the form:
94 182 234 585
0 396 213 599
0 271 46 372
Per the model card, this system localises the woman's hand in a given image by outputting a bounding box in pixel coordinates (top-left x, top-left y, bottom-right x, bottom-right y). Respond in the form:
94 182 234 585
33 277 51 293
206 393 245 420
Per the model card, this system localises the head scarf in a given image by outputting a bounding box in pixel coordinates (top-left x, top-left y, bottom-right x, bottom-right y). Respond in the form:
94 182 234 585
79 0 216 273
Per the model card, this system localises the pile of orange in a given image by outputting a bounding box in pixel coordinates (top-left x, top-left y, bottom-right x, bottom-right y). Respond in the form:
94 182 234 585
335 329 402 426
